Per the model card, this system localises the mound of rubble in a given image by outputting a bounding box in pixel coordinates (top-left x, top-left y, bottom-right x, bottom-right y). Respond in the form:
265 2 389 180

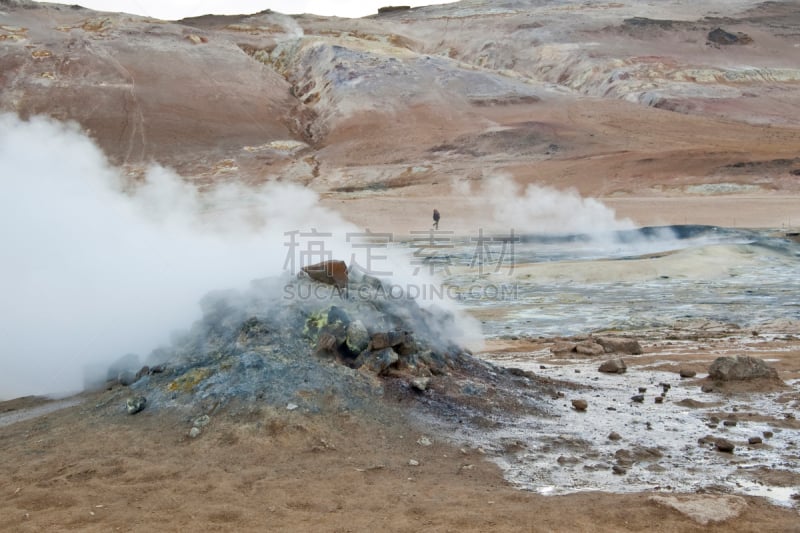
108 262 558 426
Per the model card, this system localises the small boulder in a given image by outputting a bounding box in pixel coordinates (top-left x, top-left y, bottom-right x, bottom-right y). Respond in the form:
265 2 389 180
708 355 779 381
345 320 370 354
715 439 735 453
748 436 762 445
361 347 399 375
575 340 605 356
679 369 697 378
126 396 146 415
571 399 588 411
599 358 627 374
631 394 645 403
608 431 622 441
410 377 431 391
550 341 577 354
595 337 643 355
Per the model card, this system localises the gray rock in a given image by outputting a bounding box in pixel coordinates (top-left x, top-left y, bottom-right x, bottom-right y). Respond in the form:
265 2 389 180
723 419 737 427
193 415 211 428
362 347 399 375
188 426 202 438
708 355 779 381
748 436 762 445
126 396 146 415
701 383 715 393
550 341 577 354
599 358 627 374
631 394 645 403
608 431 622 441
763 431 774 439
595 337 643 355
345 320 370 354
410 377 431 391
571 399 588 411
118 370 137 386
612 465 627 475
679 369 697 378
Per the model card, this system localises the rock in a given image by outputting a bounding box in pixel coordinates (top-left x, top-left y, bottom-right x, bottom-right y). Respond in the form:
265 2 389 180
301 260 348 294
327 305 350 326
748 436 762 445
410 377 430 391
286 403 299 411
598 358 627 374
708 355 779 381
608 431 622 441
126 396 146 415
550 341 577 354
612 465 627 475
408 459 420 466
707 28 752 46
631 394 644 403
595 337 643 355
135 366 150 380
361 347 398 375
315 331 338 353
188 426 201 438
660 382 671 393
763 431 774 439
118 370 137 386
370 331 407 350
654 396 664 404
345 320 370 355
638 387 647 393
701 384 715 393
715 439 735 453
723 419 737 427
575 340 605 356
679 369 697 378
193 415 211 428
571 399 588 411
416 436 432 447
649 495 747 526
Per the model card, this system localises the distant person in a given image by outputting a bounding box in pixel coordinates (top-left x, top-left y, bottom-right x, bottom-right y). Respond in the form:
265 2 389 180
432 208 440 229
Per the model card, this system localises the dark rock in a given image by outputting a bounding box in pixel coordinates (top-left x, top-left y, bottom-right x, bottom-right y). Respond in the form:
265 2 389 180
126 396 146 415
763 431 774 439
654 396 664 404
371 330 407 350
599 358 627 374
571 399 588 411
595 337 643 355
361 347 399 375
701 383 715 393
660 382 671 392
708 355 779 381
316 331 338 354
707 28 752 46
302 260 348 294
327 305 350 326
631 394 645 403
715 439 735 453
679 369 697 378
638 387 647 393
723 419 738 427
748 436 763 445
612 465 627 475
377 5 411 14
608 431 622 441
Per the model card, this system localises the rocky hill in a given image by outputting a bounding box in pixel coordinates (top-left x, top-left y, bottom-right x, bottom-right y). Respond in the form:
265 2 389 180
2 0 800 210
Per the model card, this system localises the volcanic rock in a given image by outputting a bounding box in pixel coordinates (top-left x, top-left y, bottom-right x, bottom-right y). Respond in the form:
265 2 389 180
595 337 643 355
571 399 588 411
126 396 146 415
679 369 697 378
361 347 399 376
598 358 627 374
345 320 370 354
608 431 622 441
707 28 752 46
748 436 762 445
631 394 644 403
707 355 779 381
715 439 735 453
410 377 430 391
550 341 577 355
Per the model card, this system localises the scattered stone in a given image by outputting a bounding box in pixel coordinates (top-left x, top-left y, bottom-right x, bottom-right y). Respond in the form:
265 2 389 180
599 358 627 374
416 436 432 447
708 355 779 381
723 419 738 427
595 337 643 355
286 403 298 411
763 431 774 439
701 384 715 393
707 28 752 46
660 382 671 392
571 399 588 411
574 369 581 373
638 387 647 393
715 439 735 453
126 396 146 415
370 331 407 350
655 396 664 404
410 377 430 392
631 394 645 403
679 369 697 378
408 459 420 466
193 415 211 428
612 465 627 475
539 365 546 370
608 431 622 441
748 436 762 445
188 426 201 438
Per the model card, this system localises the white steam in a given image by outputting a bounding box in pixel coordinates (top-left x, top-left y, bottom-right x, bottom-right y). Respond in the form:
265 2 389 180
0 113 359 400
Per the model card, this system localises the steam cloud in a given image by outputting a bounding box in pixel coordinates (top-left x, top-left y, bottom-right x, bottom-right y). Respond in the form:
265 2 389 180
0 113 359 400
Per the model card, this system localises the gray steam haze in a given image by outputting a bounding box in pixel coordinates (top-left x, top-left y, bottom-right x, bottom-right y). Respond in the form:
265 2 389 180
0 113 647 400
0 113 367 399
